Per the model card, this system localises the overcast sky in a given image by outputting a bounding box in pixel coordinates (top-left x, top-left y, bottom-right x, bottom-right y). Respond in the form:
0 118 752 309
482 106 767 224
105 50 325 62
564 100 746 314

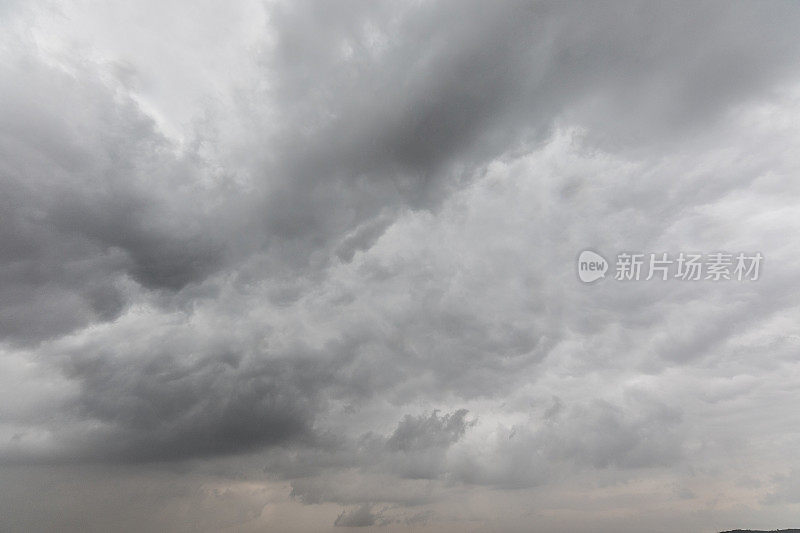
2 1 800 532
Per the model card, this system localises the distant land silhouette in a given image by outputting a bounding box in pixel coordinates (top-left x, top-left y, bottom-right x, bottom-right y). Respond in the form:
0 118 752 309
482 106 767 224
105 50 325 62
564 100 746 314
720 530 800 533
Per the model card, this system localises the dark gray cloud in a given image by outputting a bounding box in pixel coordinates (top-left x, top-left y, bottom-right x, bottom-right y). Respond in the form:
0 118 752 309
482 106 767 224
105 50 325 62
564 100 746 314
0 55 228 345
2 1 800 531
334 504 386 528
262 0 800 203
60 356 317 463
386 409 471 453
258 409 473 504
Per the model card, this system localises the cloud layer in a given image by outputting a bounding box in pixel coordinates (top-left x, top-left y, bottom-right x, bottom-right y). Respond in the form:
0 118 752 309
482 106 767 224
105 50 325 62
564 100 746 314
2 1 800 531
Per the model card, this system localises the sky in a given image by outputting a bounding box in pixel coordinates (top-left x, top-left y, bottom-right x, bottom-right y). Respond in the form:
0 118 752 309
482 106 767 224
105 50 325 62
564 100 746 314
1 1 800 532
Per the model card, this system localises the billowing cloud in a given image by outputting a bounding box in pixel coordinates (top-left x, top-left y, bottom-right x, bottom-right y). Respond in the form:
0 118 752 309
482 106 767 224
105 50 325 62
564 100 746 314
2 1 800 532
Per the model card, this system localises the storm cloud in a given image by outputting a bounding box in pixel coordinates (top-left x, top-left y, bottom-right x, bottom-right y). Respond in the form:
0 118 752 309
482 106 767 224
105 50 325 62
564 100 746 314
2 1 800 531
